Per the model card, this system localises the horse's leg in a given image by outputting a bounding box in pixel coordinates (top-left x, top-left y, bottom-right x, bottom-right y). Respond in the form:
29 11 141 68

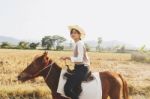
109 89 122 99
102 93 109 99
102 85 109 99
99 72 110 99
109 78 122 99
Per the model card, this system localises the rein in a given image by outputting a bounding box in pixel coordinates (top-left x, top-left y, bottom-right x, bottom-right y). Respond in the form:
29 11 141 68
32 60 56 81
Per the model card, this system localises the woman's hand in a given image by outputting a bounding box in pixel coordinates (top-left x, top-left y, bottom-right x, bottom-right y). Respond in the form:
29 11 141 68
60 56 71 60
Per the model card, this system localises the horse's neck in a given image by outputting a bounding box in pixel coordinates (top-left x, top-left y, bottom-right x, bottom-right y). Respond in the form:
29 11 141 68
42 62 62 92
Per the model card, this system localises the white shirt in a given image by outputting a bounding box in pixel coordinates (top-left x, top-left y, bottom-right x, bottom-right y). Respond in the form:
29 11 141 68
70 40 90 66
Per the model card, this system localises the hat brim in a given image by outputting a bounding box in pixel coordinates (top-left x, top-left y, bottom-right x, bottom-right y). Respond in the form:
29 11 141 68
68 25 85 39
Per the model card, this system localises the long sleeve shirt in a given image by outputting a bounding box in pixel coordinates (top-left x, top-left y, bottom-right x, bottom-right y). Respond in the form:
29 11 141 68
70 40 90 66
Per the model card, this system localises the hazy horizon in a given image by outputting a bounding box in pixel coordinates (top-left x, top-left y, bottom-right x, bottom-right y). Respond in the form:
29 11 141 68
0 0 150 48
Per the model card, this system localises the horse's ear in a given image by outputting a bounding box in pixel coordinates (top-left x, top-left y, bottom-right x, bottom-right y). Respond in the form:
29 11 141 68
42 51 50 66
43 51 48 57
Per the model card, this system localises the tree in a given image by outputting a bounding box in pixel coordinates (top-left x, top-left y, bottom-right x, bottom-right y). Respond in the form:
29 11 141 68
117 45 126 53
41 35 66 50
52 35 66 50
18 41 29 49
29 42 39 49
41 36 54 50
113 45 120 51
139 45 146 53
0 42 11 48
96 37 102 52
120 45 125 53
56 46 64 51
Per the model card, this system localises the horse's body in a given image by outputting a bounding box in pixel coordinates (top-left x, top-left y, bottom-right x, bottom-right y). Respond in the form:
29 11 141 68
18 52 129 99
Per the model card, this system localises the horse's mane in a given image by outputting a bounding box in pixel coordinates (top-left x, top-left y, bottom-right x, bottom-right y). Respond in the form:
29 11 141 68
33 55 40 60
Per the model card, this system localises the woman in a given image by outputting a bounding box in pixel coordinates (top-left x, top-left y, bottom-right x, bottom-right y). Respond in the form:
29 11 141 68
60 25 90 99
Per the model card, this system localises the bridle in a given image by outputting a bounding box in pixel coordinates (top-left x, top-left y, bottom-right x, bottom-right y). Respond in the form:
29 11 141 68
32 59 56 81
31 58 68 81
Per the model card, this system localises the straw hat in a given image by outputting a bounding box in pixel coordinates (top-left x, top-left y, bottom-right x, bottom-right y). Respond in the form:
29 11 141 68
68 25 85 39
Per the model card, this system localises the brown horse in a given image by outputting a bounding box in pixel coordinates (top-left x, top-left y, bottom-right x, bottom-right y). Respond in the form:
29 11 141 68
18 52 129 99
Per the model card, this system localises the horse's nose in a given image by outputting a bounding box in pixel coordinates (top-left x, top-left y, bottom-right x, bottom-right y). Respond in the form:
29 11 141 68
18 75 21 80
18 73 29 81
18 73 24 80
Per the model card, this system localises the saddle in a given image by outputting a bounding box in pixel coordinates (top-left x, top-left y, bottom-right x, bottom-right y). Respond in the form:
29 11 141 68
63 68 95 82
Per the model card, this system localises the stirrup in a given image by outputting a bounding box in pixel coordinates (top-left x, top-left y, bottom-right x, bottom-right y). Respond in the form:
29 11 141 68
83 71 95 82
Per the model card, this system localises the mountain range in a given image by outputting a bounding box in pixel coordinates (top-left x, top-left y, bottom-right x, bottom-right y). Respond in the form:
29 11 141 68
0 36 20 45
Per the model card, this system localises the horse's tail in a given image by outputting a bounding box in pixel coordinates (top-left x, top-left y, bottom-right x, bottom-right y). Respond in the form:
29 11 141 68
118 74 129 99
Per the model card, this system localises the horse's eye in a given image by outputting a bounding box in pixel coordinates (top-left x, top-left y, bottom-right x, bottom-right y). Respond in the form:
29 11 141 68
46 57 49 60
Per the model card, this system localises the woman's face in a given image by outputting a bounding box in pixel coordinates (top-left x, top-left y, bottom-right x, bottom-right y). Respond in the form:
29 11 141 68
70 29 81 40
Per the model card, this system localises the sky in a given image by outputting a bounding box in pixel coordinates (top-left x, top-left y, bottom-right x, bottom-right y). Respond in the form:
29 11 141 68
0 0 150 48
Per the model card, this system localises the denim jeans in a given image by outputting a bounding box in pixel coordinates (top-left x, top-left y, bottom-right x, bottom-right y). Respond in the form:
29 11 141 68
64 64 89 99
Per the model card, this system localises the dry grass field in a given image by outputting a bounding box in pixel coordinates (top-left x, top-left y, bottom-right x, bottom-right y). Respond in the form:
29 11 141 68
0 49 150 99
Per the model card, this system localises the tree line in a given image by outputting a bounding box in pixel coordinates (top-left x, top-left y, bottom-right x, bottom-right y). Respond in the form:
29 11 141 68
0 35 66 50
0 35 138 53
0 35 104 51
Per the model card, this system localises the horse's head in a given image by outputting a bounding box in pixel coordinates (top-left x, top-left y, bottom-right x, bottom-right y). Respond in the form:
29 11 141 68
18 51 51 82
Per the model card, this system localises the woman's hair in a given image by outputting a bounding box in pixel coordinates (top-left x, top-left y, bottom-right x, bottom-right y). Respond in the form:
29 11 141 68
70 29 81 40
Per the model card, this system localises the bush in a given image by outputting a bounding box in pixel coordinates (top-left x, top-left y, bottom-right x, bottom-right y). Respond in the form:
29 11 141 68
131 52 150 63
17 41 29 49
29 43 39 49
117 45 126 53
131 52 146 61
0 42 11 49
56 46 64 51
